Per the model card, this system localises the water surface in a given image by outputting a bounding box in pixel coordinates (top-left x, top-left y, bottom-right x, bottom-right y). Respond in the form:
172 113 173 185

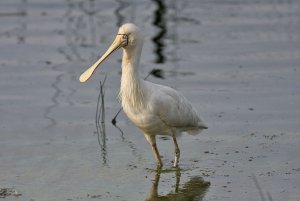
0 0 300 200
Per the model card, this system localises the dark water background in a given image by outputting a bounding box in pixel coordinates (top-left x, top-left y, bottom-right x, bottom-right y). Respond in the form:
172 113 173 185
0 0 300 200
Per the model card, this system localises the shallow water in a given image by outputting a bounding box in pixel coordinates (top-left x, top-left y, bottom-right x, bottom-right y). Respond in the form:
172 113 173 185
0 0 300 200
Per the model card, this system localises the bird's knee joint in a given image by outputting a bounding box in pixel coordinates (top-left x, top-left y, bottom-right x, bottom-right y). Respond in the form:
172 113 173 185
175 149 180 156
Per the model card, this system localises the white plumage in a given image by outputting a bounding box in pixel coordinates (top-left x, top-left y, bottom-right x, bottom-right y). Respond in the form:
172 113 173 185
80 23 207 168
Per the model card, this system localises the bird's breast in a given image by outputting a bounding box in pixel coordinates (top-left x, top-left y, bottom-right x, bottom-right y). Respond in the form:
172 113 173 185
121 100 173 135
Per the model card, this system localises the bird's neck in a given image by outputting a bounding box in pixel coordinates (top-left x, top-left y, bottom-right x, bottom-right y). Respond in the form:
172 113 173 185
119 45 146 110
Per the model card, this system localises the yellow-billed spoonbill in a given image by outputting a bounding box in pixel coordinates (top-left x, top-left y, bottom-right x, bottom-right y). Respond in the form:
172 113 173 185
79 23 207 168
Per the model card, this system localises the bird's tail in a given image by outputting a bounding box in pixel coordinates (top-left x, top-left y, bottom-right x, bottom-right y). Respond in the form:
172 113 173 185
186 123 208 135
187 128 206 135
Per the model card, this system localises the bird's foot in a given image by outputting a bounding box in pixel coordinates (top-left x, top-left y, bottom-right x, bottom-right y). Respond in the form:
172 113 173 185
172 148 180 167
172 158 179 168
156 162 163 170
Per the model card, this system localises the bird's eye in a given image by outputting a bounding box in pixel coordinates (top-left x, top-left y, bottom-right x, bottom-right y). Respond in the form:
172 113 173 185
122 35 127 39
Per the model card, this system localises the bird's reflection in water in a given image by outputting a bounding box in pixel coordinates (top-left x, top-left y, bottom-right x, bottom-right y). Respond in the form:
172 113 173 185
145 169 210 201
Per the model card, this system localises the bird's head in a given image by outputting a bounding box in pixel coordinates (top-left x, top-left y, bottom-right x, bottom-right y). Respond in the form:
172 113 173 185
118 23 142 49
79 23 142 83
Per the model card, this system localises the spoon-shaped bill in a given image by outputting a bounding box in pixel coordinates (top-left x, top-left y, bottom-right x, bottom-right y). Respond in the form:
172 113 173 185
79 35 123 83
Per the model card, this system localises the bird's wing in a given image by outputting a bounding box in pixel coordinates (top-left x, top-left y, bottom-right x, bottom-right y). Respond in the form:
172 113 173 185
149 84 206 131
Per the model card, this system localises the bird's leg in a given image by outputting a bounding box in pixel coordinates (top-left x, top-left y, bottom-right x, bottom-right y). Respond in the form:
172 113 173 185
172 135 180 167
152 143 163 168
144 134 163 168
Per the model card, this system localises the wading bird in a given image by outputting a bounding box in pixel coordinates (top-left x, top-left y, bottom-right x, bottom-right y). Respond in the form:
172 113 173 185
80 23 207 168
